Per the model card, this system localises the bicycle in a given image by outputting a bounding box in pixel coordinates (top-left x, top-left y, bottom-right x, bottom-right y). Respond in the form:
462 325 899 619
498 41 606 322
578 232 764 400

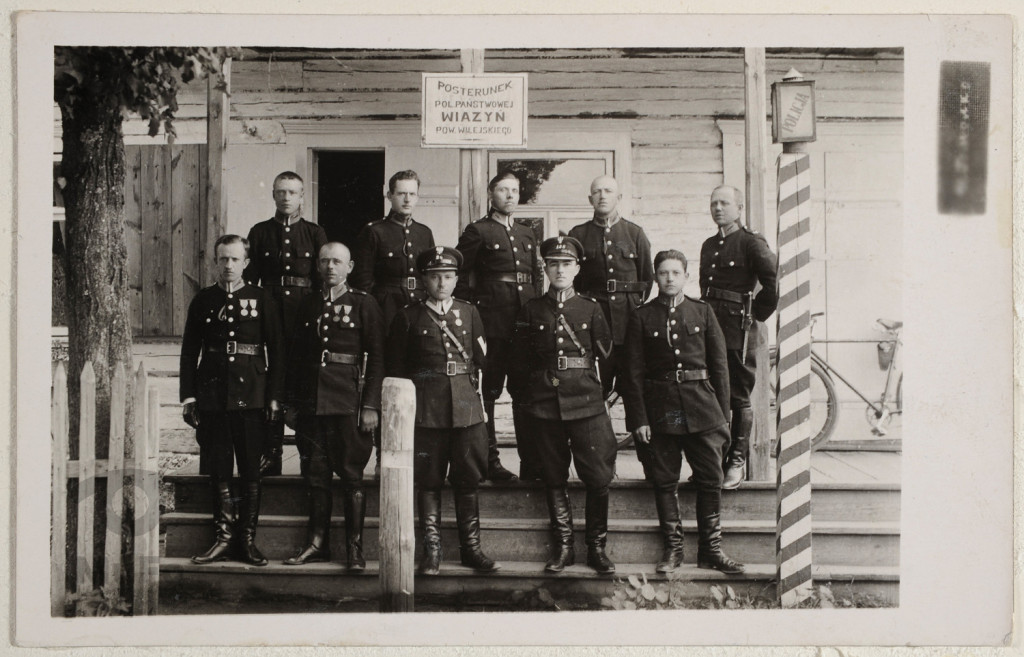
769 313 903 450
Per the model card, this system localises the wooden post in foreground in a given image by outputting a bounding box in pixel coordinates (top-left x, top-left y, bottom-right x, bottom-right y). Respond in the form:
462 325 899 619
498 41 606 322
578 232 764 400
379 377 416 612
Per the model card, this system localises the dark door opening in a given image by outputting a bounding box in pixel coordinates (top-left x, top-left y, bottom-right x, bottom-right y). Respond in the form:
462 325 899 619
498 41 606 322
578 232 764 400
315 150 386 250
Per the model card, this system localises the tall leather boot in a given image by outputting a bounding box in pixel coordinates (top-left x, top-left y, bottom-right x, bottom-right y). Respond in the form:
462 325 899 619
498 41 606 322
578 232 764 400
417 489 442 575
484 400 517 482
454 489 499 573
585 486 615 575
191 481 236 564
722 407 752 490
696 489 745 574
283 487 331 565
344 488 367 572
544 487 575 573
654 486 685 573
238 481 268 567
259 421 284 477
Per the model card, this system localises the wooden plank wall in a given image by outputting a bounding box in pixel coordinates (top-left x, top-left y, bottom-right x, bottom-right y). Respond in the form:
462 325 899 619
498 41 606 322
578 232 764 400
144 48 900 260
125 143 207 336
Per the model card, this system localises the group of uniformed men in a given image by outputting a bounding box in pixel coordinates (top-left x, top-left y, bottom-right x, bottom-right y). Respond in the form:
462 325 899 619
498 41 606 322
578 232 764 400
180 167 777 577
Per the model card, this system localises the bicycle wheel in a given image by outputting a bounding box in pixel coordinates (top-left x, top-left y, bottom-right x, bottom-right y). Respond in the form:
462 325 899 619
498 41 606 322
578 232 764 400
769 352 839 450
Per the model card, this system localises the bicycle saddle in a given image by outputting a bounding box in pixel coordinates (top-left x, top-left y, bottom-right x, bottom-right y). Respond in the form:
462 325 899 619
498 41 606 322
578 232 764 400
877 318 903 331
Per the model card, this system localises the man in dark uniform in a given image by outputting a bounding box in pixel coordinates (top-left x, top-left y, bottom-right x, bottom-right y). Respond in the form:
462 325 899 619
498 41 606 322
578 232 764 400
351 169 436 328
509 236 618 575
180 234 284 567
699 185 778 490
281 242 383 570
386 246 499 575
621 250 744 575
568 175 654 399
243 171 328 477
455 172 541 482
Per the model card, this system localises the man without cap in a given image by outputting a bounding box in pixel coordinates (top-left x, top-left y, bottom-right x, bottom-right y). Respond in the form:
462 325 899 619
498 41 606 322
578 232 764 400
180 234 285 567
455 172 541 482
282 242 384 570
350 169 436 478
568 175 654 400
244 171 329 476
386 246 499 575
699 185 778 489
620 249 744 575
509 236 618 575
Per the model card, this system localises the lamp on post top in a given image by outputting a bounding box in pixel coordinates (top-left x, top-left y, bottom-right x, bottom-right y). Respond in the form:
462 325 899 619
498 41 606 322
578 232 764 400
771 68 817 151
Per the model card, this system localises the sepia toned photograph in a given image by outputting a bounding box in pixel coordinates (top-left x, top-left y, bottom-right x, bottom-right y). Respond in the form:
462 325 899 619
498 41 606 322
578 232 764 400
8 8 1015 649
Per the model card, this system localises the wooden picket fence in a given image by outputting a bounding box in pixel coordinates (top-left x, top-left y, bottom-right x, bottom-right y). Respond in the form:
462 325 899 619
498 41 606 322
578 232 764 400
51 360 160 616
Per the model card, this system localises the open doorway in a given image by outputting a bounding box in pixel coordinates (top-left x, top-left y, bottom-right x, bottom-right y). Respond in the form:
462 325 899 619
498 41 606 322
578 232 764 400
314 150 386 250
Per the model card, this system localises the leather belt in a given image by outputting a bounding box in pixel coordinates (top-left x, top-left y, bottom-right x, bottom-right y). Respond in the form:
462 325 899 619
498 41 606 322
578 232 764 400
321 351 360 365
383 276 421 291
649 369 709 382
483 272 532 285
606 280 647 293
704 287 745 304
207 341 261 356
551 356 593 371
444 361 472 376
266 276 312 288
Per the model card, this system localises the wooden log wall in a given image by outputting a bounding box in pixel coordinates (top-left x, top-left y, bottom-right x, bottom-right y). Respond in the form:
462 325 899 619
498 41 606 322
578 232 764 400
122 48 901 266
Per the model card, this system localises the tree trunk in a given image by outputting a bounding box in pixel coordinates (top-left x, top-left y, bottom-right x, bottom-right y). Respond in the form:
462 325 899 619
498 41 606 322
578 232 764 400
59 94 134 600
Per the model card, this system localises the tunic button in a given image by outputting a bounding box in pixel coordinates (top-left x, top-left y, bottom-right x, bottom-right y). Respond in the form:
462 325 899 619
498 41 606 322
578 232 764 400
513 247 518 252
605 228 611 234
558 303 564 308
515 260 520 266
227 317 234 323
607 254 613 259
447 353 453 358
228 305 234 310
409 268 415 273
670 320 677 325
653 331 659 337
264 252 270 256
285 227 290 232
719 240 724 245
610 295 616 301
229 331 235 337
388 252 394 257
558 350 564 355
517 285 523 291
669 307 676 312
557 338 564 343
606 241 612 246
708 277 713 282
285 253 291 258
284 290 291 296
608 268 614 273
729 261 735 266
284 239 290 245
323 337 329 343
324 312 330 317
677 363 683 369
695 327 700 332
305 252 310 257
227 294 233 299
408 242 413 247
675 349 680 355
285 265 291 270
539 325 544 330
321 363 326 368
510 236 515 241
494 243 500 249
714 252 719 256
228 356 235 362
711 264 716 268
206 318 211 323
405 229 410 234
673 334 679 339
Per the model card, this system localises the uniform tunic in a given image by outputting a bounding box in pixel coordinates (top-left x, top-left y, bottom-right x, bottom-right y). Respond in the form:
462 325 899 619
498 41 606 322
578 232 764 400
286 286 384 488
244 216 328 334
698 224 778 409
568 215 654 344
620 294 731 490
179 282 285 481
350 211 435 327
509 290 617 488
387 299 489 489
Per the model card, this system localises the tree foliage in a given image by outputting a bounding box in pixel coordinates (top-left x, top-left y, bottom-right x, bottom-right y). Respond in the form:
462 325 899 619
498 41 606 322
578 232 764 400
55 46 233 139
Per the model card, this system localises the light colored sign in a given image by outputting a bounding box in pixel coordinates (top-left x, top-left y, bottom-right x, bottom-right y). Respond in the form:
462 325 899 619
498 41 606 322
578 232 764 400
421 73 528 148
772 80 817 143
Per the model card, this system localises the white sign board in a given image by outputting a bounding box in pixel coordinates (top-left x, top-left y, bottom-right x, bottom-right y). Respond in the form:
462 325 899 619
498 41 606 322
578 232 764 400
421 73 528 148
772 80 817 143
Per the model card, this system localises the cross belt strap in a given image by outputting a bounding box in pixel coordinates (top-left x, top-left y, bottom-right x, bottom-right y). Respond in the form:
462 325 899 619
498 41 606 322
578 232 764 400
704 286 745 304
428 311 474 365
606 279 647 293
551 356 594 371
482 272 532 285
649 368 709 382
266 276 312 288
321 351 360 365
557 314 588 357
207 341 262 356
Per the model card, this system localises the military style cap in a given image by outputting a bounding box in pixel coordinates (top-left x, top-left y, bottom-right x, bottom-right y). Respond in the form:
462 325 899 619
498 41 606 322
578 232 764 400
540 235 584 262
416 246 463 273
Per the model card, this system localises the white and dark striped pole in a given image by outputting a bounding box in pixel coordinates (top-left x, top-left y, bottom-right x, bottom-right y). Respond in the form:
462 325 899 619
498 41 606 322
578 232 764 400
771 68 816 607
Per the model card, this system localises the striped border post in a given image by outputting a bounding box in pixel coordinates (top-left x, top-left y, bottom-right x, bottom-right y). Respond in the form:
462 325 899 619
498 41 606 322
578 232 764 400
774 151 814 606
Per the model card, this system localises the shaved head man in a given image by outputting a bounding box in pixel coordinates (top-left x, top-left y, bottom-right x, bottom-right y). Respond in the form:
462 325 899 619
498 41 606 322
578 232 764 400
568 175 655 400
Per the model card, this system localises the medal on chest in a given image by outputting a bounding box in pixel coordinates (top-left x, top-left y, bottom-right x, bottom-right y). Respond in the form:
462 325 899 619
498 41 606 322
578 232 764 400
453 307 463 327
